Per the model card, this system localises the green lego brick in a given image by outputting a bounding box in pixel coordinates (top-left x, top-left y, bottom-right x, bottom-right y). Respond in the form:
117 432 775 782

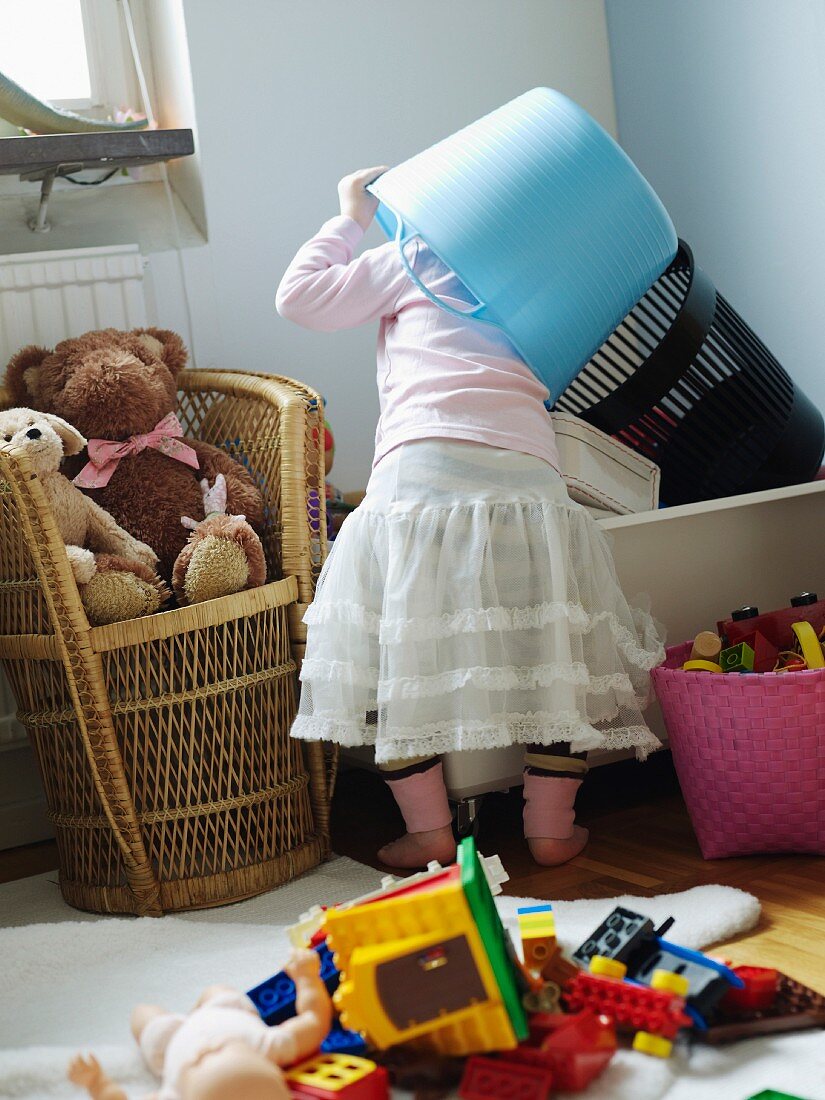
720 641 755 672
745 1091 811 1100
458 836 529 1042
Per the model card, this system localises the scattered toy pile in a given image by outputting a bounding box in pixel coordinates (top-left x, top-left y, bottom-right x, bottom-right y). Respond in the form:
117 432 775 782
244 838 824 1099
66 838 822 1097
680 591 825 674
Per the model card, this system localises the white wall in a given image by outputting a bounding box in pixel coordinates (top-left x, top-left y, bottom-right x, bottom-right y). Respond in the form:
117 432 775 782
605 0 825 417
153 0 617 490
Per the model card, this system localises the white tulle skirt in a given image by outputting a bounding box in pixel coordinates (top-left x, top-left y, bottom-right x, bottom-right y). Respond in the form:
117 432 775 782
292 440 665 764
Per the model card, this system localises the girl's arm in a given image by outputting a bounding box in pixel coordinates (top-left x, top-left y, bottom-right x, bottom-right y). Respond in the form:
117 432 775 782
276 167 410 331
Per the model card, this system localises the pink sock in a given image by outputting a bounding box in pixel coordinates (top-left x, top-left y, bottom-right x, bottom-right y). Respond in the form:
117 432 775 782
384 761 453 834
523 773 583 839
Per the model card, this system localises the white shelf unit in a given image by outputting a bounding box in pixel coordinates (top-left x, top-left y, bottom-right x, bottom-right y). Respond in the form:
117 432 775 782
347 480 825 802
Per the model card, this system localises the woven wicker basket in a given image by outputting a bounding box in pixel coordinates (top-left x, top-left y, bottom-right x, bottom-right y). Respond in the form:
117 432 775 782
0 369 334 915
652 642 825 858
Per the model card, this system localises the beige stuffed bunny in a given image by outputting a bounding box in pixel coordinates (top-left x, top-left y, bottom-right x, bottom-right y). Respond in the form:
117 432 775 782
0 408 168 625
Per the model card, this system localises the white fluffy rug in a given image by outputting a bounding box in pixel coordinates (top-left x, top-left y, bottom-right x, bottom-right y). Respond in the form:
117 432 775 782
1 859 823 1100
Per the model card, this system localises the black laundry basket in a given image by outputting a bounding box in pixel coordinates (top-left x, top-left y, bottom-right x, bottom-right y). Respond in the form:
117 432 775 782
555 241 825 506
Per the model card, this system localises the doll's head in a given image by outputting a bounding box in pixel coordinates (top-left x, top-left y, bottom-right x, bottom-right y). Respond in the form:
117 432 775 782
0 407 86 476
179 1040 290 1100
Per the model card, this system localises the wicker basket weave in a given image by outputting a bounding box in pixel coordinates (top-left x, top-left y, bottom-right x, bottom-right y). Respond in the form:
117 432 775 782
0 369 334 915
652 642 825 858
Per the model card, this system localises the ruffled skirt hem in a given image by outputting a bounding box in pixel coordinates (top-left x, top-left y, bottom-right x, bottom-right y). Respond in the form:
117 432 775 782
293 440 665 764
291 713 663 764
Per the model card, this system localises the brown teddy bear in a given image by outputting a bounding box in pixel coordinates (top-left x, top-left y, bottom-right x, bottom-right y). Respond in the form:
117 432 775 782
0 407 168 625
5 328 268 605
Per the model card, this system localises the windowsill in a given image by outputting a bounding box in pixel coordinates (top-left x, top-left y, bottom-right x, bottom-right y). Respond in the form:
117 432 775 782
0 178 206 256
0 128 194 177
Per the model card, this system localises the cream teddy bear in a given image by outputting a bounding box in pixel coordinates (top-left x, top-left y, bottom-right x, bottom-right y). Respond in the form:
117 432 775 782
0 407 168 625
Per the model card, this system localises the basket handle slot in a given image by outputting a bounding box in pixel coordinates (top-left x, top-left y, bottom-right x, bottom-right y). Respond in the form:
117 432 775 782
385 204 491 323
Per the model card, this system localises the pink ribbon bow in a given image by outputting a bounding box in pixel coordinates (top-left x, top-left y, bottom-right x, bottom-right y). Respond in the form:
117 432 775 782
73 412 200 489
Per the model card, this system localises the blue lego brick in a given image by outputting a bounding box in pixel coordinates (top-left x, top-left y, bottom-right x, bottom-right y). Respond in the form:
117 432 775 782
247 941 340 1026
517 904 553 915
247 969 296 1026
631 938 744 1023
320 1021 368 1056
653 939 744 988
316 941 339 988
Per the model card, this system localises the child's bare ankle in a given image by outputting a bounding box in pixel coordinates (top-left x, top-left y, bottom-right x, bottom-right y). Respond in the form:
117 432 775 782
527 825 589 867
377 826 456 870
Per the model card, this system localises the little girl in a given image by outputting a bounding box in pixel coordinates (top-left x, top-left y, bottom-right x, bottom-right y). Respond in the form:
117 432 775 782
277 167 665 870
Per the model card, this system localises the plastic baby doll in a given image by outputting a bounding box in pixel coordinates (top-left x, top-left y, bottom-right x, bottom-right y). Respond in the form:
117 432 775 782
67 949 331 1100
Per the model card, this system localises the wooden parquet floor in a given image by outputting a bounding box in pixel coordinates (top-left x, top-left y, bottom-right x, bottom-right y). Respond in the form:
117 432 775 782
2 753 823 991
330 754 825 993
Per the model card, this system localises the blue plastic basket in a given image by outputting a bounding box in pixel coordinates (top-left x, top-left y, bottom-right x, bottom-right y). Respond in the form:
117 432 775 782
368 88 678 400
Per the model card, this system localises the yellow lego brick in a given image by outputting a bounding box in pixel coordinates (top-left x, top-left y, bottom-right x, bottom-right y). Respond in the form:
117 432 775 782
413 1001 517 1057
286 1052 378 1089
326 874 467 975
517 912 556 936
520 928 556 949
517 908 555 928
519 919 555 935
326 875 516 1056
633 1032 674 1059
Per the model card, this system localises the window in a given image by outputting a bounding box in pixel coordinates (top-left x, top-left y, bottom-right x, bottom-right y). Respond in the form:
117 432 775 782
0 0 92 106
0 0 149 118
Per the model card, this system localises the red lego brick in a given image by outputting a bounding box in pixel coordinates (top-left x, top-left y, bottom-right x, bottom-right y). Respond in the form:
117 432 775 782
721 967 779 1013
507 1010 617 1092
458 1056 553 1100
702 972 825 1044
749 631 780 673
719 600 825 651
563 972 692 1040
288 1059 390 1100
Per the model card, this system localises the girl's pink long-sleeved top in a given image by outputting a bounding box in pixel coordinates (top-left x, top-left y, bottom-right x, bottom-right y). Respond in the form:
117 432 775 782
276 215 561 472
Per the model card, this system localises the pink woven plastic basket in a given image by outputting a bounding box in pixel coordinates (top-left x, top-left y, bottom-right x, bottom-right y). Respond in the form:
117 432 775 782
652 642 825 858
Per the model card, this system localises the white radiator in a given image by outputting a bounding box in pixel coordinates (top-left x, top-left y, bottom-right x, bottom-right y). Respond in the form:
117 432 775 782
0 244 148 366
0 243 148 848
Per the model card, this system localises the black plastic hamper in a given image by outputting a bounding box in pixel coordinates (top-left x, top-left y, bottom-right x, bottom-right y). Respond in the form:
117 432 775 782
555 241 825 506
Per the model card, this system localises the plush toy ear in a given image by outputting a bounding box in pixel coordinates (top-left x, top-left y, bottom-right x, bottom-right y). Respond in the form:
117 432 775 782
43 413 87 457
5 346 51 405
133 328 188 376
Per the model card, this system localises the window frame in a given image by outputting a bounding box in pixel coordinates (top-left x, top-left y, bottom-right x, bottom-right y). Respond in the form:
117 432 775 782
32 0 152 119
0 0 157 198
79 0 151 119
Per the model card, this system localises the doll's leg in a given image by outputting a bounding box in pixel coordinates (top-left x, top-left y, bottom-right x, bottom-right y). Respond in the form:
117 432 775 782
522 744 589 866
131 1006 183 1077
192 984 243 1009
377 757 456 869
